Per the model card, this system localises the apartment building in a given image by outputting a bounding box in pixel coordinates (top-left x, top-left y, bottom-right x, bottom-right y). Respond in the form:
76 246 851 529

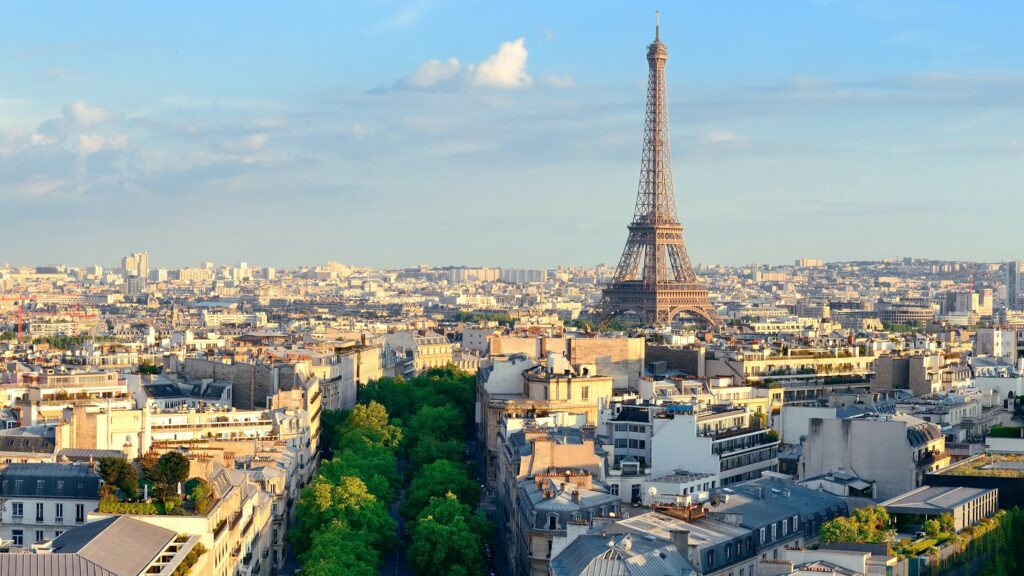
0 515 205 576
800 414 950 499
477 353 613 485
0 463 101 547
89 460 274 576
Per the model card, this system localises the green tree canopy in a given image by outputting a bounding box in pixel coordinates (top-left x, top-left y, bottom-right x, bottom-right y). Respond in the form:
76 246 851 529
97 457 139 500
408 436 467 471
408 493 489 576
189 479 214 514
358 377 413 421
289 476 396 556
405 404 464 447
402 459 480 520
341 401 403 448
298 526 380 576
318 442 399 501
147 452 190 498
820 506 892 544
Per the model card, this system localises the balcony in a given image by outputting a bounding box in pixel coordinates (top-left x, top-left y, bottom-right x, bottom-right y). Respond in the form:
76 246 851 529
150 419 272 430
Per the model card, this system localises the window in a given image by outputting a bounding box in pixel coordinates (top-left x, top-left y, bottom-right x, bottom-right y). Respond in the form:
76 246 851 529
34 530 43 543
548 515 558 530
36 502 44 523
12 502 23 518
12 530 23 546
54 530 63 538
772 523 778 540
610 484 619 496
75 504 85 524
55 503 64 522
793 515 799 529
760 527 766 543
581 386 589 400
707 549 715 568
782 518 788 535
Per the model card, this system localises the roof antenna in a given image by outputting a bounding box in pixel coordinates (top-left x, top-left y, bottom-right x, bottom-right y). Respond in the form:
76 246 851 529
656 10 660 40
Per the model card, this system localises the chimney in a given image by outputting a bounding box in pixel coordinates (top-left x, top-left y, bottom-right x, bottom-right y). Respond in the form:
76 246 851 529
572 490 580 503
670 529 690 553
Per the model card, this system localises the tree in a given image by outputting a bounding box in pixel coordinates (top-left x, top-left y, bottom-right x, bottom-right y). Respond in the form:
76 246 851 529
924 518 941 538
402 459 480 520
341 402 403 448
404 404 464 450
97 456 139 500
289 476 395 556
408 493 489 576
819 506 892 544
408 436 467 471
148 452 190 498
819 516 860 544
190 479 214 514
299 526 380 576
937 512 954 534
409 368 476 421
359 377 413 421
139 363 162 375
318 443 399 501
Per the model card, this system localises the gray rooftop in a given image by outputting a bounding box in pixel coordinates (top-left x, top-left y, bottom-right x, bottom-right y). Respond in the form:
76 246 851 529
51 516 176 576
0 463 101 499
0 516 179 576
550 533 696 576
883 485 996 514
0 555 117 576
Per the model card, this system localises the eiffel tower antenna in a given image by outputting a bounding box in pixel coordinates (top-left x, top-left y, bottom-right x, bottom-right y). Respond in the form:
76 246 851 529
597 18 723 329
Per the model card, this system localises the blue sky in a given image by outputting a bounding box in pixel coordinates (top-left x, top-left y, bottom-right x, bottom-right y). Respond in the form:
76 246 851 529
2 1 1023 269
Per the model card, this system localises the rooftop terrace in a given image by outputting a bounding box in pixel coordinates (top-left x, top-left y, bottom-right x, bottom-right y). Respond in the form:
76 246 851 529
932 454 1024 478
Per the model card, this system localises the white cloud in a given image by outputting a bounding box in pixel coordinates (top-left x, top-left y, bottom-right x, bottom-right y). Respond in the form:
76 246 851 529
397 38 535 90
543 74 574 88
702 130 745 144
64 101 120 128
77 133 127 155
222 132 270 152
470 38 532 89
404 58 462 88
351 124 368 139
47 67 77 81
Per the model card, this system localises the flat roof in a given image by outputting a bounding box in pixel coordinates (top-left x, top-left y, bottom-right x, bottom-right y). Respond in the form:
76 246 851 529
933 454 1024 478
883 485 996 513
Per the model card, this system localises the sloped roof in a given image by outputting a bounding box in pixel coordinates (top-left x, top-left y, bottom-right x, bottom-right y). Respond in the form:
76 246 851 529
0 554 117 576
52 516 175 576
0 463 101 499
551 533 696 576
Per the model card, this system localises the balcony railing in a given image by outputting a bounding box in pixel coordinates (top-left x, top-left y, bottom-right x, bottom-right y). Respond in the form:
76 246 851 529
150 419 272 430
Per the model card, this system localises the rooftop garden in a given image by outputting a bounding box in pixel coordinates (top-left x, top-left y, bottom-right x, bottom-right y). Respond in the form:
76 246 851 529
97 452 215 516
987 426 1024 439
939 454 1024 478
819 506 954 559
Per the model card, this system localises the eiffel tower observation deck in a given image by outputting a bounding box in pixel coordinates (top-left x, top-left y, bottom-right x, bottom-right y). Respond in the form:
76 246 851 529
598 15 723 329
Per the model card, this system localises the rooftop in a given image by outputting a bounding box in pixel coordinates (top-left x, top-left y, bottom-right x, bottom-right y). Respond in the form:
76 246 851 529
932 454 1024 478
882 485 996 513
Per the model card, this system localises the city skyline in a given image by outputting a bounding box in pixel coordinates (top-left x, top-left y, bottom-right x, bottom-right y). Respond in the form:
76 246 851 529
4 1 1024 268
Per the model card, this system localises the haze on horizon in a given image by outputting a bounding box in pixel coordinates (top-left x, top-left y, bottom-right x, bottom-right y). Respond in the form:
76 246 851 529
2 1 1023 270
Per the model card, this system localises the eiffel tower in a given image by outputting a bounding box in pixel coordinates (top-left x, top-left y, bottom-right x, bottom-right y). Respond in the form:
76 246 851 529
598 16 723 329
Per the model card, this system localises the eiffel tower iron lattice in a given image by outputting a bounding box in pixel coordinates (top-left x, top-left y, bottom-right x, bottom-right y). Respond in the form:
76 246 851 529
598 17 723 329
